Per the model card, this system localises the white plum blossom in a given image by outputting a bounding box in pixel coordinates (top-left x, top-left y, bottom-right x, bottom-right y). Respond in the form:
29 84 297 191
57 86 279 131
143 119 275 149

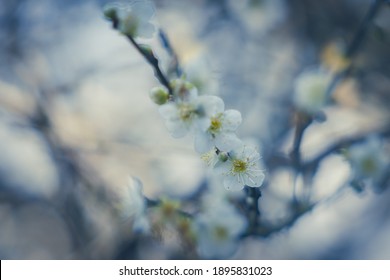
293 68 332 114
170 78 196 101
184 56 219 95
348 136 388 182
158 86 200 138
118 176 150 233
215 145 265 191
194 96 242 153
158 83 232 139
194 199 247 259
104 1 156 39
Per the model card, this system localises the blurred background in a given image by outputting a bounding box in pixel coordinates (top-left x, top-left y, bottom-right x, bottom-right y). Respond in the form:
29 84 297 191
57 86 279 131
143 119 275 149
0 0 390 259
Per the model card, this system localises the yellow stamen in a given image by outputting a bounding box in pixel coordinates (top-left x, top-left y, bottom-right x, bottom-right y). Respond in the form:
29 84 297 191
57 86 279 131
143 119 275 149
232 159 247 174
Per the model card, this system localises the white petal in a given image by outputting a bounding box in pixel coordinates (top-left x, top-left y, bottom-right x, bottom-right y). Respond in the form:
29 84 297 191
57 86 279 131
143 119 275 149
187 87 199 102
196 116 211 132
224 175 245 191
242 145 259 159
165 120 188 138
197 95 224 117
244 169 265 187
222 110 242 131
214 133 242 152
158 103 177 120
214 160 231 175
194 131 213 153
131 0 155 20
137 22 156 38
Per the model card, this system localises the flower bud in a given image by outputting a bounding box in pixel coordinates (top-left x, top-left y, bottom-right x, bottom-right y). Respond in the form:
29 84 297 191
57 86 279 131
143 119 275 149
218 152 229 162
149 87 169 105
103 4 118 22
119 14 139 37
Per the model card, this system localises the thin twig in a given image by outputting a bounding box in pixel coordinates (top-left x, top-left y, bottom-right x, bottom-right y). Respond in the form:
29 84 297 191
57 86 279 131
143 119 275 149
110 18 173 94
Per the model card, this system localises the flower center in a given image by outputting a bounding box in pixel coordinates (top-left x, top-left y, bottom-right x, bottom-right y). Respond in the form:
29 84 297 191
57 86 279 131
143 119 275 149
209 116 222 134
361 157 377 175
232 159 247 174
214 226 228 241
179 104 194 121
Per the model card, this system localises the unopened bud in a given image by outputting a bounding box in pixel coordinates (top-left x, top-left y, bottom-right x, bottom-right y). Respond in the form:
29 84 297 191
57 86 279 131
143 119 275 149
218 152 229 162
103 4 118 22
119 14 139 37
149 87 169 105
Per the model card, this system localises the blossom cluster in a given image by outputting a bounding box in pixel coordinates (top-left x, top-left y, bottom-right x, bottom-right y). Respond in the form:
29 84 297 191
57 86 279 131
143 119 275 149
104 0 265 259
151 79 265 191
104 1 265 191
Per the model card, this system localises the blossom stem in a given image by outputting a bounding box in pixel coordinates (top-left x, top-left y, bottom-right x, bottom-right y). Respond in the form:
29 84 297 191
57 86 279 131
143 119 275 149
158 29 183 77
290 112 312 169
110 17 173 94
244 187 262 235
126 34 173 95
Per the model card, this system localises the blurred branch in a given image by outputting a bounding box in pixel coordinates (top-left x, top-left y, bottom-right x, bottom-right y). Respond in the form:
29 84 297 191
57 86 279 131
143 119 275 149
255 182 350 238
26 89 119 258
302 124 390 172
158 29 183 78
289 112 313 169
243 187 262 236
345 0 385 58
326 0 386 98
292 0 386 171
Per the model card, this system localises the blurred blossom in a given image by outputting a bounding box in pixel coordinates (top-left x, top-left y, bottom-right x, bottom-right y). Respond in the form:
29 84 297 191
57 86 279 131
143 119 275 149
203 175 246 204
348 136 388 183
1 0 389 261
194 198 247 259
0 122 58 198
118 177 150 233
151 151 204 198
228 0 287 36
293 68 332 114
104 0 156 39
184 56 219 95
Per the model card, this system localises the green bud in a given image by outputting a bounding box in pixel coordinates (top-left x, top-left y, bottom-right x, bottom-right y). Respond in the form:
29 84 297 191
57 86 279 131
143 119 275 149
149 87 169 105
218 152 229 162
119 14 139 37
103 4 118 22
